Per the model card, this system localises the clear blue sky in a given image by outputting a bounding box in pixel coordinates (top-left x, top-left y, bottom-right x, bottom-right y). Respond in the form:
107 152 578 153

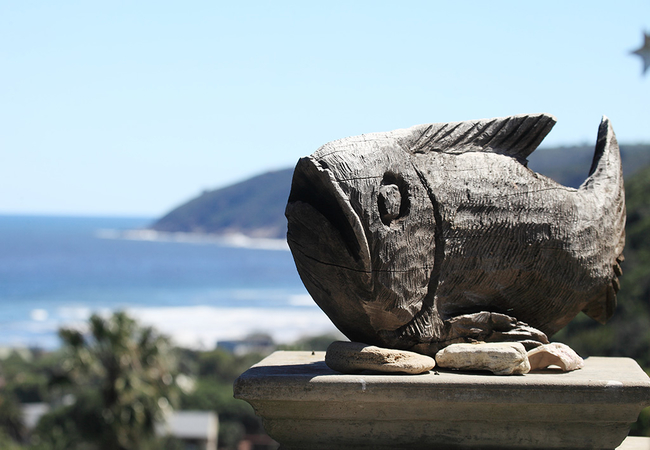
1 1 649 217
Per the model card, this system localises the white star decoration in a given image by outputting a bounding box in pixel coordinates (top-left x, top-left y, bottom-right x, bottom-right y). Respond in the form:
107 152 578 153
631 32 650 75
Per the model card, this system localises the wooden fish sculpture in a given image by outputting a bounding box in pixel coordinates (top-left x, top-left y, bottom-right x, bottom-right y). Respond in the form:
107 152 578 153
285 114 625 356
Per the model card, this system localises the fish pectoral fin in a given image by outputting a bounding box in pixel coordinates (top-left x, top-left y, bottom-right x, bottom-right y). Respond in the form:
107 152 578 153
582 254 623 324
582 281 618 325
443 312 549 350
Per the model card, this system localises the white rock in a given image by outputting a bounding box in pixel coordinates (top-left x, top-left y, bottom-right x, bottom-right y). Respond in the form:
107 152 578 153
435 342 530 375
325 341 436 374
527 342 584 371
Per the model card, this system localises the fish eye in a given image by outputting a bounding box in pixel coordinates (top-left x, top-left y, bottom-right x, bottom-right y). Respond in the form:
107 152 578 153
378 172 410 225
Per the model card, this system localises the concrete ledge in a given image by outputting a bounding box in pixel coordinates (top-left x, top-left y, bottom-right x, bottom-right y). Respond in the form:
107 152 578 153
234 351 650 450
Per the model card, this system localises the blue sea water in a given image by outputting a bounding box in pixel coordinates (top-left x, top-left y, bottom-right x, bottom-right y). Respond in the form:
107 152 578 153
0 215 334 349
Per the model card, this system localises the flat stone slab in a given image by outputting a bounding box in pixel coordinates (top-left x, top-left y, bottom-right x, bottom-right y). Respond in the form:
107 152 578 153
435 342 530 375
326 341 436 374
234 351 650 450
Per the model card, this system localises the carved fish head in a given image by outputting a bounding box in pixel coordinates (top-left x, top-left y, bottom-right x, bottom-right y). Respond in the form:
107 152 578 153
285 129 439 346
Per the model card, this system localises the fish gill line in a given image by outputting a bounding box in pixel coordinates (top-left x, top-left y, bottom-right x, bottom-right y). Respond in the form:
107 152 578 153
411 162 445 304
383 161 447 342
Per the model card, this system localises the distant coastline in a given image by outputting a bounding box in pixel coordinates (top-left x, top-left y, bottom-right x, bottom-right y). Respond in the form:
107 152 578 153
150 168 292 240
96 228 289 251
0 214 316 350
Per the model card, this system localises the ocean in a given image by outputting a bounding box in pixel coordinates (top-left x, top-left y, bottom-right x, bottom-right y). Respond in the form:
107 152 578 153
0 215 336 350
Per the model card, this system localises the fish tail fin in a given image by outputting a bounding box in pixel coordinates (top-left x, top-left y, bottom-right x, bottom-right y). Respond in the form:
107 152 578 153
579 116 626 324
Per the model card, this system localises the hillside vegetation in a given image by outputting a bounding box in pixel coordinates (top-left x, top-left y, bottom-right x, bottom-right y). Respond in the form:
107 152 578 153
151 144 650 239
528 143 650 188
152 168 293 239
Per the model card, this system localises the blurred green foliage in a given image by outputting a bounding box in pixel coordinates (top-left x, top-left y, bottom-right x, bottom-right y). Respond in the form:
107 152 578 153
177 348 270 449
54 312 179 450
276 333 342 352
3 312 183 450
0 390 25 443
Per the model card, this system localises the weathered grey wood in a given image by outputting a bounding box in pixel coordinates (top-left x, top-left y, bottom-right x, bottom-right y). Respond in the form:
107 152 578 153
285 114 626 356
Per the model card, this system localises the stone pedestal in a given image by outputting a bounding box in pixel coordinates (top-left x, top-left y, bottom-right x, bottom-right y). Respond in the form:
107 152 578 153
234 351 650 450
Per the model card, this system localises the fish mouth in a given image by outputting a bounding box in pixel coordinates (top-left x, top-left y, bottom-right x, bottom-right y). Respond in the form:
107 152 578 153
286 156 371 273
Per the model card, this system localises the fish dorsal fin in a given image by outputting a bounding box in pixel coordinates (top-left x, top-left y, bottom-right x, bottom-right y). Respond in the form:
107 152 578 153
407 113 557 163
